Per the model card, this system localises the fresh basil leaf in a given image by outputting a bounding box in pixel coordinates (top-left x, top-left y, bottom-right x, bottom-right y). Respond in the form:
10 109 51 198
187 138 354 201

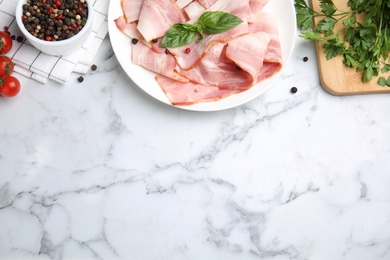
198 11 243 34
195 23 204 42
160 23 197 48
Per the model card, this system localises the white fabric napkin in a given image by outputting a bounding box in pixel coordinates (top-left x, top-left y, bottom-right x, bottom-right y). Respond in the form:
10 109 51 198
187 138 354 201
0 0 108 84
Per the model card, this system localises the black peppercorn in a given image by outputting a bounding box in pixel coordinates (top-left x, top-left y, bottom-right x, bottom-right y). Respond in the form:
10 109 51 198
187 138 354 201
303 57 308 62
91 64 97 71
131 38 138 45
16 36 24 42
290 87 298 94
64 18 71 25
77 76 84 82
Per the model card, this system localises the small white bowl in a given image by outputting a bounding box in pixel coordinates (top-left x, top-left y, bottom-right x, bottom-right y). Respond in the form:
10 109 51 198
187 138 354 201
15 0 93 56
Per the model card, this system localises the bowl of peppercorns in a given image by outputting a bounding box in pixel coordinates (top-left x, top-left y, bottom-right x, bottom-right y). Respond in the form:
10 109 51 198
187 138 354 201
15 0 93 56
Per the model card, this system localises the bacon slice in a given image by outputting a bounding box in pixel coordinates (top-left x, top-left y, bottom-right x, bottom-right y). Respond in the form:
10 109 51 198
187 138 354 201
249 0 270 13
207 0 251 15
176 0 194 9
114 16 142 39
137 0 186 42
121 0 144 23
147 38 167 54
248 0 270 22
115 16 167 54
249 11 282 62
197 0 218 8
155 75 242 105
224 32 271 88
177 42 253 89
132 42 189 82
176 32 272 90
184 1 206 20
249 11 283 80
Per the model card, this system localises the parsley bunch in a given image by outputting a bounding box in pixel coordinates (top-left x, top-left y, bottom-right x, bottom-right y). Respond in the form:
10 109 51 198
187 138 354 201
295 0 390 86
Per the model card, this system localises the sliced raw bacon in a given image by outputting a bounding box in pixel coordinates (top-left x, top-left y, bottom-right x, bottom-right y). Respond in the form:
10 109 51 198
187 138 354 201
249 11 282 62
176 0 194 9
206 0 251 15
197 0 219 8
249 11 283 80
114 16 142 39
257 62 283 82
184 1 206 20
224 32 271 88
155 75 242 105
148 38 167 54
249 0 270 13
177 42 253 89
121 0 144 23
137 0 186 42
114 16 165 54
248 0 270 22
132 42 189 82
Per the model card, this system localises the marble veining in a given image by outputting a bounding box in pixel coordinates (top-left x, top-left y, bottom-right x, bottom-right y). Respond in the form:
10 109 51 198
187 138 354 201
0 29 390 260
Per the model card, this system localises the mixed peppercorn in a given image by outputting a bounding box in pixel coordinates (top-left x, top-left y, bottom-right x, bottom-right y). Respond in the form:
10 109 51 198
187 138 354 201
21 0 88 41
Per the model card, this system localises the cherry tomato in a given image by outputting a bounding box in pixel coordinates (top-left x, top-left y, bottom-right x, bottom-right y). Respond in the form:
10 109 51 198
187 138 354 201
0 75 20 97
0 31 13 54
0 55 14 77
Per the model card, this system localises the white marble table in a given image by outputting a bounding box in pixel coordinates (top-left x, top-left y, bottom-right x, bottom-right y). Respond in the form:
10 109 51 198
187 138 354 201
1 30 390 260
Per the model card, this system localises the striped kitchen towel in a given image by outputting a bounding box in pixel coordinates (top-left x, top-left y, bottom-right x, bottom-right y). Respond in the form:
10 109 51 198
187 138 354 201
0 0 108 84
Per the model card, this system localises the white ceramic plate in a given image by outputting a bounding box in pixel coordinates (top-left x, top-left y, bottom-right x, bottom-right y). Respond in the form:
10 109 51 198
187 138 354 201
108 0 296 112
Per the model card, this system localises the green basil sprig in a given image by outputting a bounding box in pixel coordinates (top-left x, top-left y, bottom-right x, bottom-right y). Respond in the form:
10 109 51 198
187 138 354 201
160 11 243 48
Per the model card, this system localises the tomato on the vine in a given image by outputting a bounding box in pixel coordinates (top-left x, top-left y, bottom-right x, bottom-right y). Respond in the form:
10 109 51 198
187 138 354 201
0 31 12 54
0 55 14 77
0 75 20 97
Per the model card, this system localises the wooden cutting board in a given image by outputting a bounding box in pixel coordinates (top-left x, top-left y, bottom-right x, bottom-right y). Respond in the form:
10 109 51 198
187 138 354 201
310 0 390 95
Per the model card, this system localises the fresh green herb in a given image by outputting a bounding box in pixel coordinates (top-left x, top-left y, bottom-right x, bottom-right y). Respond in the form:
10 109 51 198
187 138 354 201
378 76 390 87
161 11 243 48
295 0 390 86
160 23 198 49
